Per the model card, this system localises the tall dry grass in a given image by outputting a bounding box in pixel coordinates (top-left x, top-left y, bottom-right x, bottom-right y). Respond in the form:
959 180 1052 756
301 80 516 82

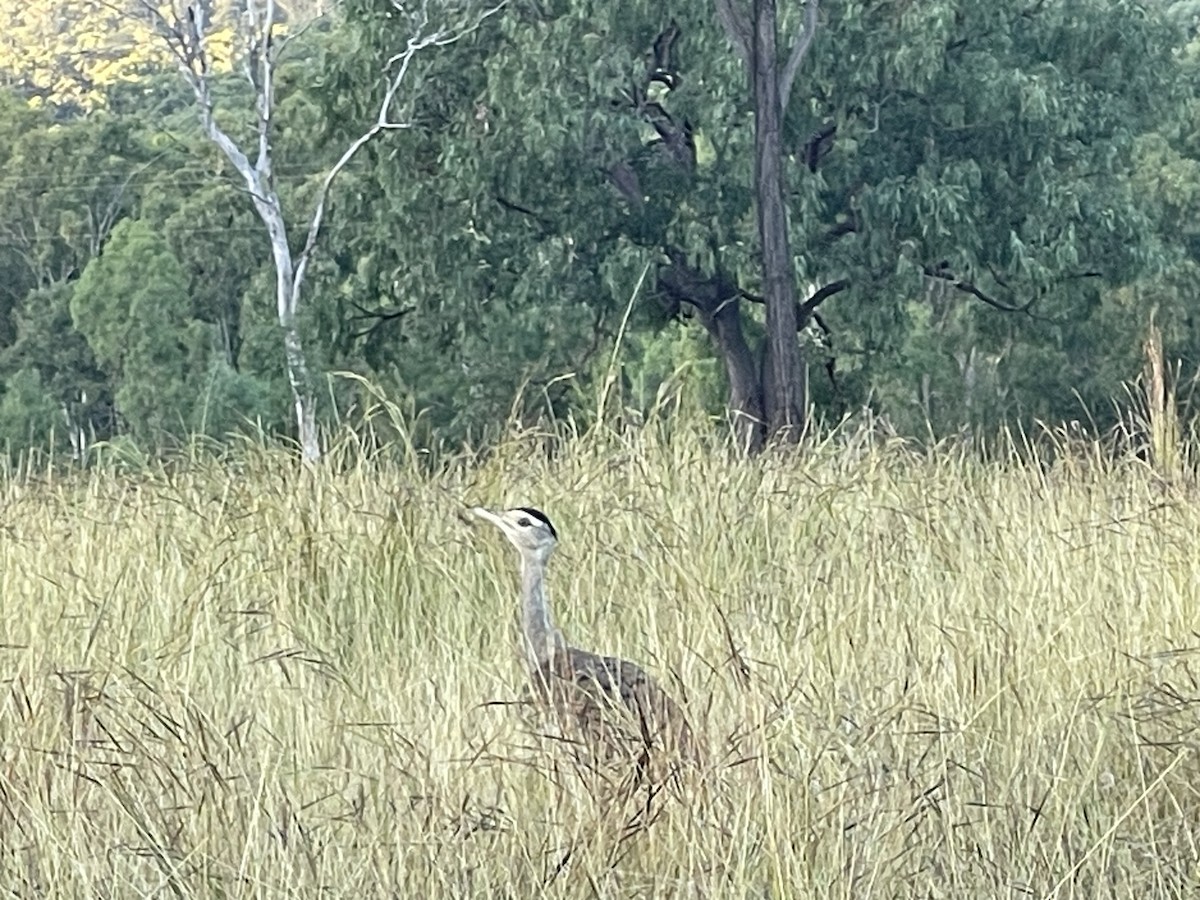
1 416 1199 898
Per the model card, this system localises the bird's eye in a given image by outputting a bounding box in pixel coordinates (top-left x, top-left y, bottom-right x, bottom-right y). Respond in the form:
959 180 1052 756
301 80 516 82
517 517 531 527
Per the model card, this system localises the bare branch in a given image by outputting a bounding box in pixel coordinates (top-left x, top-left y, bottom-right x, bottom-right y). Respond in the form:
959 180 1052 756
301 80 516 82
184 6 206 71
779 0 819 118
240 0 277 174
495 193 550 226
741 279 849 329
291 2 509 303
125 1 193 73
923 266 1036 313
130 2 255 186
798 278 848 321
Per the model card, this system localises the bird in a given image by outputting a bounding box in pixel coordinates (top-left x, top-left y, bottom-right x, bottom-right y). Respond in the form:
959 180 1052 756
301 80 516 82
467 505 699 777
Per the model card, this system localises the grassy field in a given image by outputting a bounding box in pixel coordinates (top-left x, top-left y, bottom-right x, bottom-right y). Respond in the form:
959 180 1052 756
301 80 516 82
1 420 1199 898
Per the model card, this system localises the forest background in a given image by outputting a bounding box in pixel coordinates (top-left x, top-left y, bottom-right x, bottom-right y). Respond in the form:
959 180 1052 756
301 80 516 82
3 0 1200 460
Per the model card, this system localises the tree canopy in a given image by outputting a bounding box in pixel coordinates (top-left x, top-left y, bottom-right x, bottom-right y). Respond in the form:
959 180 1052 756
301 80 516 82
0 0 1197 458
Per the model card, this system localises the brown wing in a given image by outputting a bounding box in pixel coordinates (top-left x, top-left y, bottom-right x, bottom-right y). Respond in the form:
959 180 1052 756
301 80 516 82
538 646 694 753
565 648 651 700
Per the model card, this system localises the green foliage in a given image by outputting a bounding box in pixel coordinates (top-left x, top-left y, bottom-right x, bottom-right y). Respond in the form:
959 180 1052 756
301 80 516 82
70 219 201 441
623 322 725 418
1 0 1199 457
189 358 280 439
0 367 61 450
0 91 47 345
1 281 111 444
0 107 146 287
322 0 1188 443
313 2 672 439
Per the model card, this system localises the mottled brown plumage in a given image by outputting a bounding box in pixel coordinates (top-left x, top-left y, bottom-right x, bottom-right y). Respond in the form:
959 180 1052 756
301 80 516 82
534 645 697 763
469 506 698 772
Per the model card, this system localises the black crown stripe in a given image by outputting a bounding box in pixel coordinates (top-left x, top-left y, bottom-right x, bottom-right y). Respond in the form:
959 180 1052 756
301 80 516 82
515 506 557 539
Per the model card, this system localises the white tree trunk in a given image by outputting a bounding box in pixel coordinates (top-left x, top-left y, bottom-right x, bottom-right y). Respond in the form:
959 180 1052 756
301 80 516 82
255 190 321 461
281 319 320 461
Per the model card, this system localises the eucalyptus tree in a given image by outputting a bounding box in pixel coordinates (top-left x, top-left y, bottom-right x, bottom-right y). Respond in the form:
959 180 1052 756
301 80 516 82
0 0 171 111
69 219 200 442
137 0 505 461
0 94 153 450
334 0 1183 449
0 100 144 298
716 0 820 444
0 91 43 347
0 282 112 455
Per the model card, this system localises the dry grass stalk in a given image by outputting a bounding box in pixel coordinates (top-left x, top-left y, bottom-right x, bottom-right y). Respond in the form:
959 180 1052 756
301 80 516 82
0 416 1198 896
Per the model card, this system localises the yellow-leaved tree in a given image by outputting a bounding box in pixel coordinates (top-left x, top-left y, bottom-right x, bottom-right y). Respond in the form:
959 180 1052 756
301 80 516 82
0 0 236 110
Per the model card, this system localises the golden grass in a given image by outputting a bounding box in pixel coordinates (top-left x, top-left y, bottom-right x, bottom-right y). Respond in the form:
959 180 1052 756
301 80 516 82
1 420 1199 898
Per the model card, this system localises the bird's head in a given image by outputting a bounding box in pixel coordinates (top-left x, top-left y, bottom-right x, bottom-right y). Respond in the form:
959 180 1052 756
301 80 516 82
468 506 559 560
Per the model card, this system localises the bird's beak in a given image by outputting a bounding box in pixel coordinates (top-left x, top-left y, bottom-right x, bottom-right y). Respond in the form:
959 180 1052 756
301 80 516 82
467 506 505 530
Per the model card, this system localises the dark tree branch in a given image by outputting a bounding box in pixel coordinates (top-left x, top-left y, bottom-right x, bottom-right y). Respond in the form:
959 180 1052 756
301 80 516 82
642 100 696 167
779 0 820 118
350 301 412 322
982 264 1100 289
923 266 1035 313
347 302 414 342
607 161 644 209
798 278 849 322
803 122 836 172
607 22 696 173
660 247 730 318
740 279 850 329
494 193 550 230
659 247 764 451
648 18 682 88
822 217 858 243
984 262 1010 288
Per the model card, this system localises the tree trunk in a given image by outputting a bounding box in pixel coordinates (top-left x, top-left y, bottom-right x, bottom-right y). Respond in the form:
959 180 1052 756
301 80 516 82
752 0 805 442
261 197 321 463
659 250 766 453
706 276 765 454
280 317 319 462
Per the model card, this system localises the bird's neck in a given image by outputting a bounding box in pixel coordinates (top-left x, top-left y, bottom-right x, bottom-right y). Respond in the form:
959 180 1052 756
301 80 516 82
520 554 563 664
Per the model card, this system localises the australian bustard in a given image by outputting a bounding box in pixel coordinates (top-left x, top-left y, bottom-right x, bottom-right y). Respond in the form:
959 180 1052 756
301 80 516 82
468 506 699 772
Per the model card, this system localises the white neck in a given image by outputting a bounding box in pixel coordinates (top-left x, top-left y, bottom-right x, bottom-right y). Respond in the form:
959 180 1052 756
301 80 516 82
519 551 563 665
